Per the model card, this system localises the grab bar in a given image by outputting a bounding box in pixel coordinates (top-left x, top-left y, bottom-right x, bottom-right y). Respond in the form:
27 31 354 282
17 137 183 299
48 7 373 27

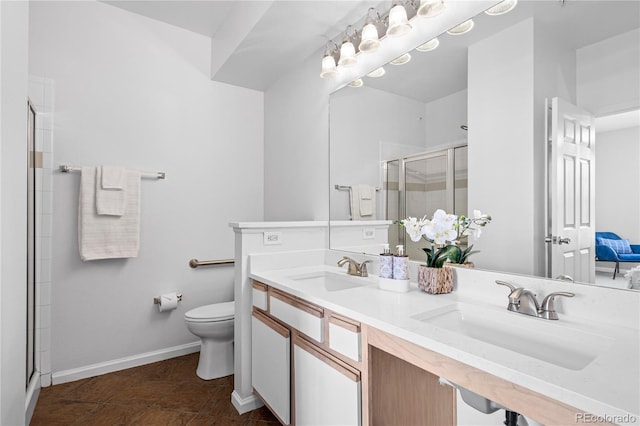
189 258 235 268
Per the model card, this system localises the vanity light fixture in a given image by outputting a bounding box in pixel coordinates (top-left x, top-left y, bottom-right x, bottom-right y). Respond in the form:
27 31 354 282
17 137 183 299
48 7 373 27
338 26 358 68
390 52 412 65
415 37 440 52
387 1 412 37
446 18 474 35
367 67 386 78
348 78 364 87
319 41 339 79
417 0 447 18
359 8 381 53
485 0 518 16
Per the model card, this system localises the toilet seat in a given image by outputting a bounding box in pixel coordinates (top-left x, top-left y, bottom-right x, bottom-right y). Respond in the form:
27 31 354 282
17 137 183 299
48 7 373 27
185 302 234 323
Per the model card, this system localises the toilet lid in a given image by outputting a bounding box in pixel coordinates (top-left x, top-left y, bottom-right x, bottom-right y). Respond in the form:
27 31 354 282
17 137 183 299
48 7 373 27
185 302 234 322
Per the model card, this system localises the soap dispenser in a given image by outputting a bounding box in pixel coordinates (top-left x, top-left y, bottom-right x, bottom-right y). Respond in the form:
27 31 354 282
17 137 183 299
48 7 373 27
379 243 393 279
393 245 409 280
379 244 410 293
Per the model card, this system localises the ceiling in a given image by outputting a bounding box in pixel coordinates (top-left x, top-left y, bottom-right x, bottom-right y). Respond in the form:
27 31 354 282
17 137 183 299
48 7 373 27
103 1 639 95
104 0 381 91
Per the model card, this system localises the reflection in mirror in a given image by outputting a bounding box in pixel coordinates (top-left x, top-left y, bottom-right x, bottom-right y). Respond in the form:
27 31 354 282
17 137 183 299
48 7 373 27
329 1 640 291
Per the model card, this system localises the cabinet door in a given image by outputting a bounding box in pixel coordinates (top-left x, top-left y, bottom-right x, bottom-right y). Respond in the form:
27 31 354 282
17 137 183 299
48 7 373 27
294 335 361 426
252 310 290 425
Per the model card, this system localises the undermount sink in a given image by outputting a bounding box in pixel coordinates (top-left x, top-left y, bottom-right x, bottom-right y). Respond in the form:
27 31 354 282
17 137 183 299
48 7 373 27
287 270 373 292
411 304 614 371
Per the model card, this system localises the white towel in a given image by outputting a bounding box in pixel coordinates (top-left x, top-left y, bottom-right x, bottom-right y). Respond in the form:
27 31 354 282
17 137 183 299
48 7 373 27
79 166 141 261
101 165 125 189
349 184 376 220
359 184 373 216
96 166 126 216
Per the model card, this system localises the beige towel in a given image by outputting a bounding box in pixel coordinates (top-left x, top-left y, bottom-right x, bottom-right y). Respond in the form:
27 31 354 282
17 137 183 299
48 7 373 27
96 166 126 216
349 184 376 220
79 166 141 261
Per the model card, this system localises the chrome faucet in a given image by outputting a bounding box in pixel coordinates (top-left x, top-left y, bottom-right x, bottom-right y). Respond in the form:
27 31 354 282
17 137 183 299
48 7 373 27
539 292 575 320
337 256 372 277
495 280 574 320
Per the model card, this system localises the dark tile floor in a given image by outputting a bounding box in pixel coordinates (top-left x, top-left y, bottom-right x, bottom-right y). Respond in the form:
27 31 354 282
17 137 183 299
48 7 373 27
30 353 279 426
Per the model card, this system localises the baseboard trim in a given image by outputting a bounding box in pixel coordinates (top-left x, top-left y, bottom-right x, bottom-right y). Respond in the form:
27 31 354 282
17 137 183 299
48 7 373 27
52 341 201 385
232 390 264 415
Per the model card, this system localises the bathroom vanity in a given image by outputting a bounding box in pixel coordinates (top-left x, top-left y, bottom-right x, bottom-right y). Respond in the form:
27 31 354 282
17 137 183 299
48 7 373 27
246 253 639 426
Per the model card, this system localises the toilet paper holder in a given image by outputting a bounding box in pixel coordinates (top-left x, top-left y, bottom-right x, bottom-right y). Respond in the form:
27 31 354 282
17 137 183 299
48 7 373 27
153 293 183 305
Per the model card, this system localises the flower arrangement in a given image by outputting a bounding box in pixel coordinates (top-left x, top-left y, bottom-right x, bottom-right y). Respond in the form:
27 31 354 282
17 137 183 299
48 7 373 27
399 209 491 268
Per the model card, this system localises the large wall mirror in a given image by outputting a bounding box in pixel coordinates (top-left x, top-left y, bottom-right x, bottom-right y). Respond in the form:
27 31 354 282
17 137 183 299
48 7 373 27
329 0 640 291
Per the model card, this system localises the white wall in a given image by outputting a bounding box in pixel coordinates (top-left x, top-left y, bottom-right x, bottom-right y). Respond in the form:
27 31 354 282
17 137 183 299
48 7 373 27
0 1 29 424
596 126 640 241
468 19 537 276
577 29 640 116
263 53 332 221
424 89 468 148
29 2 264 376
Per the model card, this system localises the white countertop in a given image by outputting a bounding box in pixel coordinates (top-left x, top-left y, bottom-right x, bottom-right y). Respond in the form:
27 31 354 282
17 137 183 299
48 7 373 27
250 263 640 424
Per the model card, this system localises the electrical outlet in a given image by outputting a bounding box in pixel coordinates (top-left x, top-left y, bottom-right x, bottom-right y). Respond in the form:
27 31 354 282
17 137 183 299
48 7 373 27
363 228 375 239
263 231 282 245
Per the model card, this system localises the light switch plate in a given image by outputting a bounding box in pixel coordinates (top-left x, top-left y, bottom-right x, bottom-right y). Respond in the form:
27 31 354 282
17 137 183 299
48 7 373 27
363 228 375 239
263 231 283 245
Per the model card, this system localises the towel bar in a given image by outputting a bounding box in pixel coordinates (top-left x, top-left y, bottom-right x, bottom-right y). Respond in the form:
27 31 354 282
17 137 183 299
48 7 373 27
189 258 235 268
335 184 381 191
59 164 165 179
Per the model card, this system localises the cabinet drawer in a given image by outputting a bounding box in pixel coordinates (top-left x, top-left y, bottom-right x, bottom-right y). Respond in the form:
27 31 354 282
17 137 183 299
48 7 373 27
329 314 361 362
294 335 361 426
269 289 324 343
252 281 268 311
252 309 290 425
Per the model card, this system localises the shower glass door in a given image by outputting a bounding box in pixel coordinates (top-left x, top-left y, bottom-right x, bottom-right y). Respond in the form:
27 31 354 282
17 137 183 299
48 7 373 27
385 145 468 261
404 151 452 261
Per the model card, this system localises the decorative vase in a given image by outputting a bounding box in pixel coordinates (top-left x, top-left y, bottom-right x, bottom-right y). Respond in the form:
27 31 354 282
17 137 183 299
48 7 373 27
418 265 454 294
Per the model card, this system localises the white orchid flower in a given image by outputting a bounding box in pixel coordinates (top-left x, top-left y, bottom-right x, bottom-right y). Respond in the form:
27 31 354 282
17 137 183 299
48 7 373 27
424 209 458 244
403 216 426 242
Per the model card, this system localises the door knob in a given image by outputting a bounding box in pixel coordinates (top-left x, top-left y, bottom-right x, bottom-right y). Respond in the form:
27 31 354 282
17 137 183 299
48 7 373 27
558 237 571 245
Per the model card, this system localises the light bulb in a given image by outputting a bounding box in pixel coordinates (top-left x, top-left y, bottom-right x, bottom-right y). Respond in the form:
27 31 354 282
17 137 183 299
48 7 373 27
387 3 412 37
320 55 337 79
367 67 386 78
348 79 363 88
415 37 440 52
359 22 380 53
390 53 411 65
485 0 517 16
418 0 446 18
447 19 474 35
338 40 357 67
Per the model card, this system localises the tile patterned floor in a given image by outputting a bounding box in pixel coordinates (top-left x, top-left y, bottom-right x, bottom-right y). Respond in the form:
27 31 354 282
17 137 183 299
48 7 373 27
30 353 279 426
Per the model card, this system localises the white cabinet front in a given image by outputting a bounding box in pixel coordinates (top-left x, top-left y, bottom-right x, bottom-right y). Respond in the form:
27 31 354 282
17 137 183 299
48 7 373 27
252 310 290 425
294 337 361 426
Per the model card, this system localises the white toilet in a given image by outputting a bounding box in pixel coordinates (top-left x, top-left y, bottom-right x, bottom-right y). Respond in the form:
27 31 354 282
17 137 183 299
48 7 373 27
184 301 235 380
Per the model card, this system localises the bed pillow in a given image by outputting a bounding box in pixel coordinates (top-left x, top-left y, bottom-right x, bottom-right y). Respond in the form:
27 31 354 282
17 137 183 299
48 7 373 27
597 238 632 254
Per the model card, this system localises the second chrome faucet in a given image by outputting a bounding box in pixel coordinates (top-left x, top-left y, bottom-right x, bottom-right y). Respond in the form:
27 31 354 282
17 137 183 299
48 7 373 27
496 280 574 320
337 256 372 277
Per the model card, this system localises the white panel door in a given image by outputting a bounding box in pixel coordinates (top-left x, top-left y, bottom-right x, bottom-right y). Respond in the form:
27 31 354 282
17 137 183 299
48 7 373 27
294 338 361 426
252 311 290 425
549 97 596 283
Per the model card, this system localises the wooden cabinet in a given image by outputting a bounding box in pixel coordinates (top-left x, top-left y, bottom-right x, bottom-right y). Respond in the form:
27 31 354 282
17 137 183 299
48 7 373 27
294 334 361 426
252 309 291 425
